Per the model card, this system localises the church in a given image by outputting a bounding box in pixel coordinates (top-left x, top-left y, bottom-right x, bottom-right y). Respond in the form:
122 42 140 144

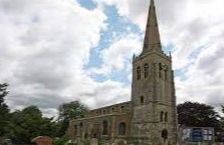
68 0 178 144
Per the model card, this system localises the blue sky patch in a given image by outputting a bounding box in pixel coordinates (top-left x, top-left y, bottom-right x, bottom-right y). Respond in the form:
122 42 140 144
76 0 96 10
85 5 142 84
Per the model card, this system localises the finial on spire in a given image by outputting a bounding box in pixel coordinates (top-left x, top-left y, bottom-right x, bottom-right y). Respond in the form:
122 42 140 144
169 51 172 58
133 53 136 60
142 0 162 54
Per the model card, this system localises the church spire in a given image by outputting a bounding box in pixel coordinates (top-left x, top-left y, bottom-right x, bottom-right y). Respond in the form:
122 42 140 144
142 0 162 54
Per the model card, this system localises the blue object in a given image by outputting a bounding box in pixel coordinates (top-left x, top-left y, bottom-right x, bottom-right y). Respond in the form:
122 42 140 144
191 128 203 142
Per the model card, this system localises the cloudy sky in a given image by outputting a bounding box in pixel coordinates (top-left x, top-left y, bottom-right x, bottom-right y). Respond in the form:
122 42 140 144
0 0 224 117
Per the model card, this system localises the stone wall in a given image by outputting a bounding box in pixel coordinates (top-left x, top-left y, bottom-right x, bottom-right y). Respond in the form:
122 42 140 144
88 102 131 117
68 113 131 144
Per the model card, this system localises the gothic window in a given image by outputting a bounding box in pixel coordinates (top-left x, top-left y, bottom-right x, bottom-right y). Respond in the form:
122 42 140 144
137 66 141 80
118 122 126 135
165 112 168 122
93 133 97 138
164 65 169 80
161 129 168 140
159 63 162 78
102 120 108 135
160 111 164 122
80 122 83 136
144 63 149 78
165 70 168 80
140 96 144 104
159 63 162 70
74 125 78 135
84 133 88 139
92 124 101 139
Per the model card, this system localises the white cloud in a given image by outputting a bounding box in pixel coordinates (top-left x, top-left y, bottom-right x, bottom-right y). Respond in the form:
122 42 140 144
77 80 130 109
90 34 142 75
94 0 224 108
1 0 224 117
0 0 131 116
176 41 224 107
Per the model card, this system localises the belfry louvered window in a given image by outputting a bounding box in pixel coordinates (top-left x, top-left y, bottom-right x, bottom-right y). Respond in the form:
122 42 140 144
160 111 164 122
137 66 141 80
144 63 149 78
165 112 168 122
140 96 144 104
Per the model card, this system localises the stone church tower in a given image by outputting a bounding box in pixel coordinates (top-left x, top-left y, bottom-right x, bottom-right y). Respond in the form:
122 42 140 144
68 0 178 145
130 0 178 144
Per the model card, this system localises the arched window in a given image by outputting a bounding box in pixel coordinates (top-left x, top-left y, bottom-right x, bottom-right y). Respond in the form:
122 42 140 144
160 111 164 122
159 63 162 78
165 112 168 122
102 120 108 135
161 129 168 140
159 63 163 70
140 96 144 104
118 122 126 135
137 66 141 80
165 70 168 80
79 122 83 136
84 133 88 139
144 63 149 78
74 125 78 135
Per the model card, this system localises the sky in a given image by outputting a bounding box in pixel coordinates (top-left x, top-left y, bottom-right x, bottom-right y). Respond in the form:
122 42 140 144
0 0 224 117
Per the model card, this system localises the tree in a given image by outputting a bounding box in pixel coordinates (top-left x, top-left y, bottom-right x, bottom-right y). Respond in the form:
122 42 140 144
221 105 224 129
53 135 70 145
0 83 10 137
9 106 56 144
57 101 88 136
222 105 224 114
177 101 224 141
177 102 221 129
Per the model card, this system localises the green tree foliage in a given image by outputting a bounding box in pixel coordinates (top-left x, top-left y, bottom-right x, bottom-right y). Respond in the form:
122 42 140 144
177 102 221 129
8 106 56 144
57 101 88 136
221 105 224 129
222 105 224 114
0 83 10 137
178 102 224 141
53 135 70 145
58 101 88 120
0 83 88 142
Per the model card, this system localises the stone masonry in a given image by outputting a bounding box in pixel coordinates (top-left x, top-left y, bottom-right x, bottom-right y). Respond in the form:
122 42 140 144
68 0 178 144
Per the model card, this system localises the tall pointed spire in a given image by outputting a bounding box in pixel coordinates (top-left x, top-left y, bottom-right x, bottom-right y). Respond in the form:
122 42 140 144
142 0 162 54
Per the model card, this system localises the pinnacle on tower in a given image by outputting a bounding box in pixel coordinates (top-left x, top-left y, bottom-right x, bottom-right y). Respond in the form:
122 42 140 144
142 0 162 54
